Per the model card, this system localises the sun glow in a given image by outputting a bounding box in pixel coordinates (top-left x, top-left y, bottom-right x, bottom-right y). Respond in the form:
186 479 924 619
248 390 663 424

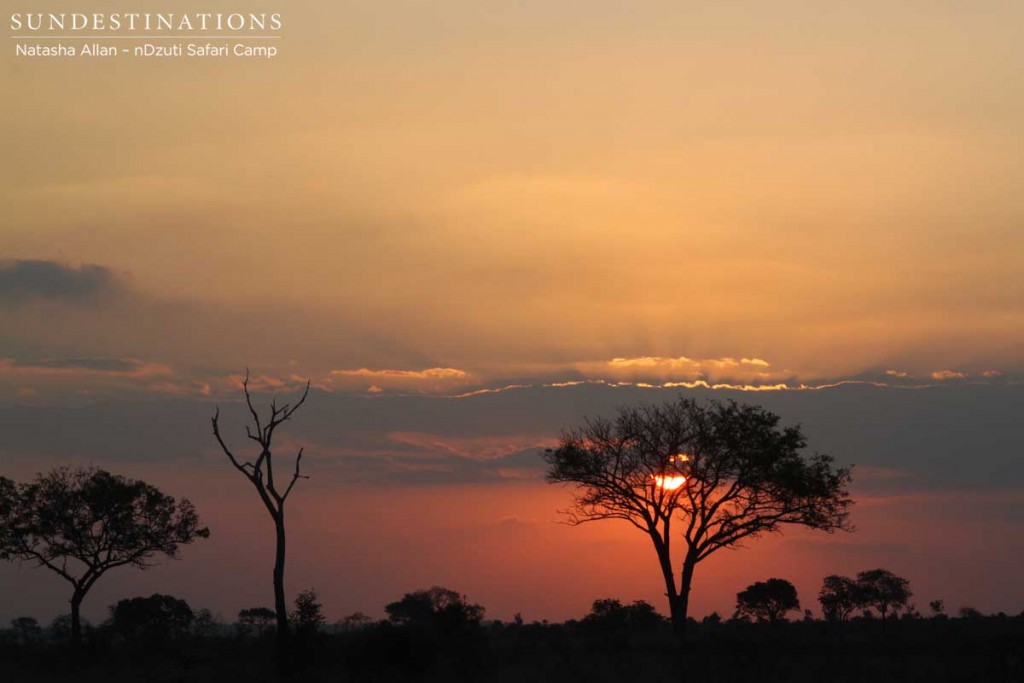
654 475 687 490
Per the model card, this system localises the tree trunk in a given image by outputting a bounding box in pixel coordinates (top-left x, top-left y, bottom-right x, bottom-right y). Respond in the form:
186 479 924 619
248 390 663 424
70 590 84 646
273 513 290 661
675 557 696 644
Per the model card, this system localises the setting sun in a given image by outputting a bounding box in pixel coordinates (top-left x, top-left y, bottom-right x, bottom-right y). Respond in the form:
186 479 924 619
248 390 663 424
654 475 687 491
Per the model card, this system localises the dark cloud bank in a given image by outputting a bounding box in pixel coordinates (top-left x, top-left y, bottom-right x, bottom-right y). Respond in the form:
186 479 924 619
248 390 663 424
1 382 1021 494
0 259 121 304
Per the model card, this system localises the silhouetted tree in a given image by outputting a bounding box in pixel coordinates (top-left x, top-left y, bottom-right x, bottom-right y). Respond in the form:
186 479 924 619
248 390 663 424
544 397 852 645
50 614 80 641
819 574 862 622
856 568 911 622
211 371 310 659
929 599 946 618
735 578 800 623
10 616 42 644
239 607 277 637
584 598 664 630
958 606 984 619
110 594 193 645
291 589 325 637
386 586 485 632
0 467 208 645
338 612 373 632
191 609 219 638
702 611 722 627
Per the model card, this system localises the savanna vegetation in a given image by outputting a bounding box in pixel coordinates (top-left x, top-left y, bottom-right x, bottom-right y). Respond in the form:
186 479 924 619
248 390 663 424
2 392 1022 681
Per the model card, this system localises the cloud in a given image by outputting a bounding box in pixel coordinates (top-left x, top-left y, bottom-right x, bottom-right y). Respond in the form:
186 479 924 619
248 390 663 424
573 355 789 385
932 370 967 380
328 366 470 393
0 259 121 304
885 369 909 378
0 357 170 378
331 367 468 380
386 431 556 461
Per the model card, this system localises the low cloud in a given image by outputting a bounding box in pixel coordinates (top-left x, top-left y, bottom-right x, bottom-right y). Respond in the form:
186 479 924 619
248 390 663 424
0 259 122 305
574 355 788 385
931 370 967 380
0 357 170 378
328 366 470 393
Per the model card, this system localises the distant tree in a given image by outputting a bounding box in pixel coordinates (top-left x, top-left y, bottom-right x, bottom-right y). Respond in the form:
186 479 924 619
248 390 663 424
212 371 310 660
702 611 722 627
958 606 984 619
110 594 193 644
10 616 42 644
735 578 800 623
385 586 484 632
856 569 912 622
803 609 815 622
191 608 220 638
544 398 852 644
239 607 277 637
929 599 946 618
338 612 373 632
50 613 93 641
291 589 325 636
0 467 208 645
819 575 862 622
901 603 921 620
584 598 664 630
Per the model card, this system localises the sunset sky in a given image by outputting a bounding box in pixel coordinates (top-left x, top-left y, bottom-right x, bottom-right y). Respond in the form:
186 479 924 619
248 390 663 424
2 1 1023 625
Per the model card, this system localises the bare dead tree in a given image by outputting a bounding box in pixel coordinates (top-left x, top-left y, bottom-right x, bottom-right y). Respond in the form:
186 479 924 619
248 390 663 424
211 370 310 659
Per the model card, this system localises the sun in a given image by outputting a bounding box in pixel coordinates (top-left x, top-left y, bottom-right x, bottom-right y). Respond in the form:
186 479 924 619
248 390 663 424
654 475 686 490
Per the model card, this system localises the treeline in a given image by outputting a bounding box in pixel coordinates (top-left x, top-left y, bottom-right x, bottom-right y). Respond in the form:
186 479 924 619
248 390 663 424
4 585 1024 682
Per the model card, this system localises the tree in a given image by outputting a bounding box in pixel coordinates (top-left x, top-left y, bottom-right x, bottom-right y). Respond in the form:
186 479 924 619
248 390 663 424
544 397 852 645
819 574 862 622
50 613 90 641
735 578 800 623
338 612 373 632
211 371 310 658
239 607 277 637
291 588 325 637
0 467 209 645
385 586 485 632
109 594 194 645
583 598 664 631
10 616 42 644
856 568 911 622
929 599 946 618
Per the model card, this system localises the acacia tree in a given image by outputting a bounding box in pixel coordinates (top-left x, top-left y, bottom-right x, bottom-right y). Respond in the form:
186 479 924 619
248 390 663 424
735 578 800 622
819 574 862 622
0 467 208 645
239 606 277 637
544 397 852 645
385 586 485 632
211 371 310 657
856 568 911 622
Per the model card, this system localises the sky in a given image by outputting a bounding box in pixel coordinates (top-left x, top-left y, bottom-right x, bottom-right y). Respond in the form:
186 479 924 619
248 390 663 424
1 1 1023 625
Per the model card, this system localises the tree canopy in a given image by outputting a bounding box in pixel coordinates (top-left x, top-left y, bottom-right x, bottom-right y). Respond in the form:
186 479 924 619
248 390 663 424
385 586 485 632
0 467 209 644
544 397 852 640
735 578 800 623
856 568 912 621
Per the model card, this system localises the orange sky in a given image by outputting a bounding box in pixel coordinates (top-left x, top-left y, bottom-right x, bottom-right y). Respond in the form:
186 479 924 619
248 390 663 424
3 1 1023 388
2 1 1023 625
